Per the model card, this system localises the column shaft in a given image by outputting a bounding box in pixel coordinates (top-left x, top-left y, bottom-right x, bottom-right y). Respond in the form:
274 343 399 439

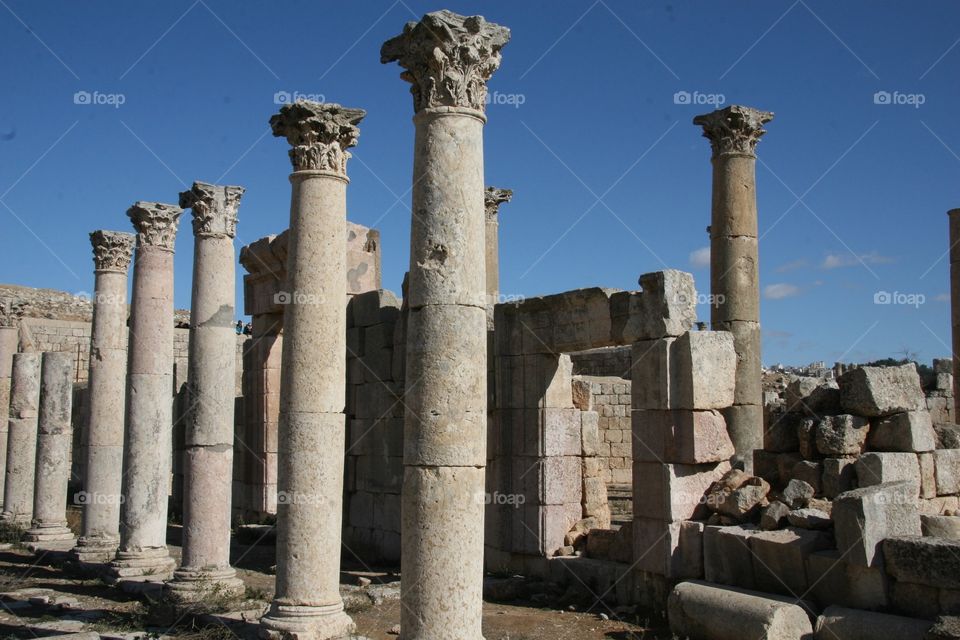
1 353 41 526
0 326 18 502
949 209 960 421
24 351 76 551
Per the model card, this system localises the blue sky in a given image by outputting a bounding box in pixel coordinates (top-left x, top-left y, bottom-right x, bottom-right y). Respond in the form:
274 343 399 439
1 0 958 367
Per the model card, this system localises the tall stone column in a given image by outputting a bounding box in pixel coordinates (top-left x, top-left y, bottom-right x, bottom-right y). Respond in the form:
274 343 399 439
106 201 182 584
259 101 364 640
167 181 245 598
694 105 773 473
24 351 76 551
0 323 19 502
71 230 135 565
1 353 41 526
484 186 513 312
950 209 960 421
382 11 510 639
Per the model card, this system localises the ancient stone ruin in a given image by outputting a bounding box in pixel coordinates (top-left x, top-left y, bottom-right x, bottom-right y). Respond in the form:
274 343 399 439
0 8 959 640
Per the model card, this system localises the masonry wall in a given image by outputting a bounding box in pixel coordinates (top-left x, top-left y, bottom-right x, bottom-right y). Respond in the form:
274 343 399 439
573 375 632 486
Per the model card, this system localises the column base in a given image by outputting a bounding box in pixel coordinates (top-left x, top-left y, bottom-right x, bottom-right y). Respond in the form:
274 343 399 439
259 601 355 640
23 525 76 553
104 547 176 586
67 536 120 572
165 566 245 602
0 512 31 529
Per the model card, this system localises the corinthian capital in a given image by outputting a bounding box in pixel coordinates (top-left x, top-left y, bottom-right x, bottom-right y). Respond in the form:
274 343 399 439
89 230 136 272
179 181 244 239
381 10 511 114
269 101 365 174
484 186 513 221
127 201 183 251
693 105 774 158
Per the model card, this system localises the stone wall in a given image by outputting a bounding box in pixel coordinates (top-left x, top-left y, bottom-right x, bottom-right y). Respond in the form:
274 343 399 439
573 375 632 485
570 346 632 379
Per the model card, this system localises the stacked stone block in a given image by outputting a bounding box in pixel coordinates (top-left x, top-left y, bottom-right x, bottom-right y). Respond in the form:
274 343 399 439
573 376 632 485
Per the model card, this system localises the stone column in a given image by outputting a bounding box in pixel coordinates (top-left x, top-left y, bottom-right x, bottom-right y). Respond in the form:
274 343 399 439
0 323 19 502
166 181 245 598
259 101 364 640
1 353 41 526
951 209 960 421
382 11 510 639
106 201 182 584
71 230 135 565
24 351 76 551
484 186 513 313
694 105 773 473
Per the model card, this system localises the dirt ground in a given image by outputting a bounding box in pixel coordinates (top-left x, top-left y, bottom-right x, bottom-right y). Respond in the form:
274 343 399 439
0 524 671 640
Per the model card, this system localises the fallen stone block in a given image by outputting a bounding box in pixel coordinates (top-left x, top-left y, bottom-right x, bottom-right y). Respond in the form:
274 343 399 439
785 376 841 416
921 515 960 539
761 501 791 530
934 449 960 495
815 605 931 640
633 460 732 522
883 536 960 590
935 424 960 449
668 580 814 640
839 363 926 417
822 457 857 499
791 461 823 496
749 527 832 596
926 616 960 640
706 469 770 522
787 508 831 530
703 524 760 589
870 411 936 452
856 452 921 492
807 550 888 610
833 481 921 567
816 414 869 456
781 478 815 509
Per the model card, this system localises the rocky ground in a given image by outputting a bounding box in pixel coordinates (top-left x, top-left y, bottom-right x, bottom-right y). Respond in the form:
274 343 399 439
0 523 670 640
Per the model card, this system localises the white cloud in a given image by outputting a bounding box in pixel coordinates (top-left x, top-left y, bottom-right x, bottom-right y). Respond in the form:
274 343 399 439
763 283 801 300
776 259 809 273
821 251 895 270
689 246 710 268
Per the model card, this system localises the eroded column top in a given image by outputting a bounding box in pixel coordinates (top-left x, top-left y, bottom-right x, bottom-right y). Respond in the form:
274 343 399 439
269 101 365 176
484 186 513 222
179 181 245 239
693 105 774 158
89 230 135 273
381 9 511 115
127 201 183 252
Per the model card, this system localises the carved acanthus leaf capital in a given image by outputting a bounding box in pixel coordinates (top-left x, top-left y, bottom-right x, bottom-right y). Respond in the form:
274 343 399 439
179 181 244 239
89 230 135 272
127 201 183 251
381 10 511 113
269 101 365 174
484 186 513 220
693 105 774 158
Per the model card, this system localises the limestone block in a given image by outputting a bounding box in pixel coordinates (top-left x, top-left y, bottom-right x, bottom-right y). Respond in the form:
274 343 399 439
668 580 813 640
764 411 801 453
542 456 581 506
791 461 823 495
833 481 921 567
522 354 573 409
761 501 791 530
807 550 888 610
712 320 762 407
703 524 760 589
921 515 960 539
785 376 840 416
935 424 960 449
857 452 921 492
869 411 936 452
934 449 960 495
670 331 737 410
816 414 869 455
610 270 696 343
633 460 731 522
580 411 599 456
839 364 926 417
798 417 819 459
921 496 960 515
823 457 857 499
890 580 941 619
883 536 960 590
781 478 815 509
542 408 581 457
787 508 831 530
920 452 938 499
776 453 804 486
632 409 734 464
815 605 931 640
749 527 833 596
631 517 702 578
631 338 672 410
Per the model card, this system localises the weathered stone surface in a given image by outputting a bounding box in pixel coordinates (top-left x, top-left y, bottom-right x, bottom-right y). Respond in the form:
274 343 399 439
703 524 760 589
785 376 840 416
792 461 823 495
883 536 960 590
816 414 869 455
921 515 960 539
833 481 921 567
632 409 734 464
857 452 921 492
633 460 731 521
920 452 938 499
839 364 926 417
780 478 815 509
870 411 936 453
935 424 960 449
823 457 857 499
798 417 819 459
671 331 737 410
934 449 960 495
764 411 801 452
926 616 960 639
706 469 770 521
1 353 41 525
787 508 831 530
668 580 812 640
610 270 698 342
815 605 931 640
807 551 888 610
761 501 790 530
750 527 832 595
